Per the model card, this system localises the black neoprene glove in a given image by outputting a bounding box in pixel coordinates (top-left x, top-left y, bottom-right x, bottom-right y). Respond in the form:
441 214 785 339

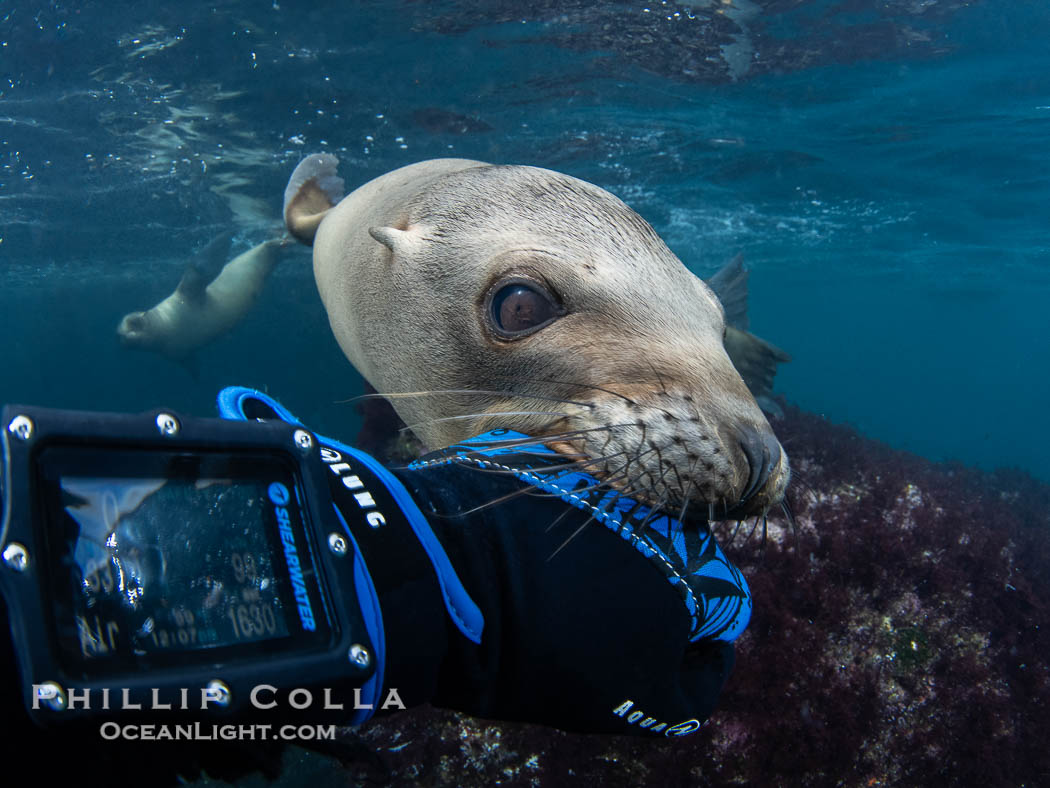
219 388 751 738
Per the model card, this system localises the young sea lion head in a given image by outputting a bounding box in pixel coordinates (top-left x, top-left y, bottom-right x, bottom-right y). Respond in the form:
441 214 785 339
298 158 789 521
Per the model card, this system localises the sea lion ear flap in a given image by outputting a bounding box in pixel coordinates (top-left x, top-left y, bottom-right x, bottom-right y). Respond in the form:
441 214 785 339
368 226 423 258
283 153 345 246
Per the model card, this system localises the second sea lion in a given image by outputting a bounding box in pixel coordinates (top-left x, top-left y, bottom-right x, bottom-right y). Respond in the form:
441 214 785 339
118 237 289 364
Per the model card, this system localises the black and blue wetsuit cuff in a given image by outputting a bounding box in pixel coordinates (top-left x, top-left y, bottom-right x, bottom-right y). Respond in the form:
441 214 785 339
215 386 484 720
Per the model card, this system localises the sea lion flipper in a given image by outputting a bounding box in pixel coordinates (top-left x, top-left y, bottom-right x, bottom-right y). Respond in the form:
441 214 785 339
198 230 234 271
705 253 750 330
176 232 234 304
175 266 208 305
723 325 791 404
284 153 345 245
708 255 791 403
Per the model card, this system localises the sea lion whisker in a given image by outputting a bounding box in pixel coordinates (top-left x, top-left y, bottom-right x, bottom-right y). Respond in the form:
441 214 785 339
513 468 635 503
503 448 590 460
635 494 672 531
744 516 761 546
433 485 548 519
780 499 800 552
646 359 668 396
450 450 626 478
779 471 818 509
484 468 639 518
753 514 770 561
501 422 641 447
644 360 676 413
544 504 578 533
399 410 572 434
676 455 701 526
607 471 670 528
338 389 594 409
677 495 692 528
599 483 648 508
522 451 629 475
547 511 599 561
614 444 662 479
666 458 684 494
655 455 689 509
445 427 623 459
728 519 744 545
664 449 698 511
440 464 635 519
407 423 638 466
520 377 641 408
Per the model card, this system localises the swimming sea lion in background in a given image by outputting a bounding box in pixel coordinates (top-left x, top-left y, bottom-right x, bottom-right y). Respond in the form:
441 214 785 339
284 153 789 521
117 236 289 365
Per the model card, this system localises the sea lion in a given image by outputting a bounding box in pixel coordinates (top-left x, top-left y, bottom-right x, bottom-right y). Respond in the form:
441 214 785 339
284 154 788 521
118 236 288 364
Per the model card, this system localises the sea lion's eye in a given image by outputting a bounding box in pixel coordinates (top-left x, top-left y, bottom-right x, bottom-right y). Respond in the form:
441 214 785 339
488 281 562 338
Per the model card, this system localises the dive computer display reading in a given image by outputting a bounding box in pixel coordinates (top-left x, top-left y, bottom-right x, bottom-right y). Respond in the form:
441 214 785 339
36 447 333 677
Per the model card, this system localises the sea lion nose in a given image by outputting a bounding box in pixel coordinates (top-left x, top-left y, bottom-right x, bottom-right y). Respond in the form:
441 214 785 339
736 426 782 508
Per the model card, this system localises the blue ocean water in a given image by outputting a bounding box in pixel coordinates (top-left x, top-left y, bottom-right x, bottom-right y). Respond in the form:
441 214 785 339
1 0 1048 480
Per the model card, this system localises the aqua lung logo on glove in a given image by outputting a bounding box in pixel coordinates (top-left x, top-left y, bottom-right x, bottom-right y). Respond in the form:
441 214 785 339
319 448 388 529
612 699 703 737
268 482 316 632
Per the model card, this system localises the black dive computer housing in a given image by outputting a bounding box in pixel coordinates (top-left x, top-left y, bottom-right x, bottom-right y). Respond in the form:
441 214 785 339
0 404 374 726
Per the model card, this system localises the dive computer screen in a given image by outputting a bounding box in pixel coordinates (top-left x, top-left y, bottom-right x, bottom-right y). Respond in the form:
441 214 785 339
34 446 333 677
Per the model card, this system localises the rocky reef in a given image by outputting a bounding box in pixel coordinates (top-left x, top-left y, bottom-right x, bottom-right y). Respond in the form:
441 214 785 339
339 398 1049 787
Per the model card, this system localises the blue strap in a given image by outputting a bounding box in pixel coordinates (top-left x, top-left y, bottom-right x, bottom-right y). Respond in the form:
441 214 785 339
332 506 385 725
216 387 484 645
217 386 304 425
